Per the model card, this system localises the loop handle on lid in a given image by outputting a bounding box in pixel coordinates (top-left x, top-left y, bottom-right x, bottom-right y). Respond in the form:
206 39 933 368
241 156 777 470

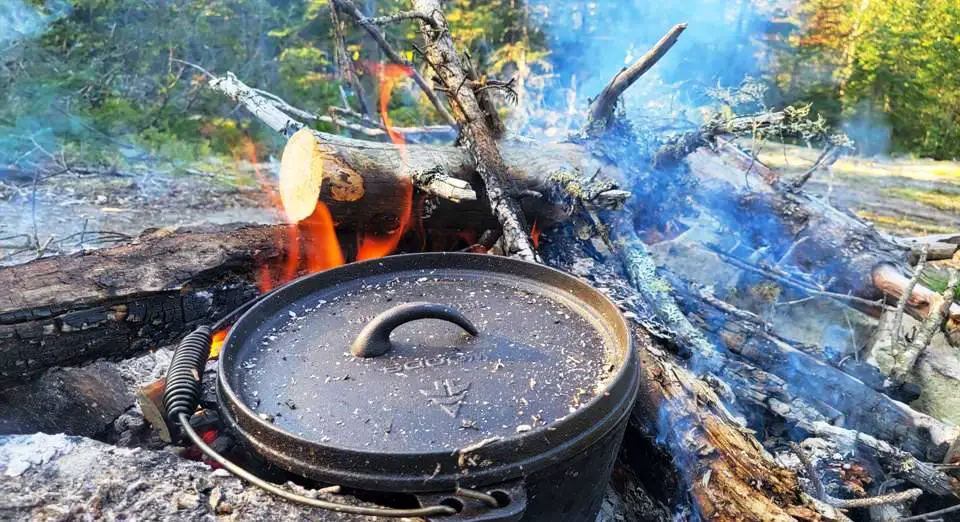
350 302 479 358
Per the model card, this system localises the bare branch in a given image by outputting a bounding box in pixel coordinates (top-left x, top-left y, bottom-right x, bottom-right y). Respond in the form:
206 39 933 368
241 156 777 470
366 11 438 28
409 0 539 261
892 245 928 354
790 146 840 191
331 0 456 127
585 23 687 136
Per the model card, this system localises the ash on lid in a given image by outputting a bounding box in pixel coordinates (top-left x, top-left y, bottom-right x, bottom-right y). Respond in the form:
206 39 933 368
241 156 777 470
236 269 615 454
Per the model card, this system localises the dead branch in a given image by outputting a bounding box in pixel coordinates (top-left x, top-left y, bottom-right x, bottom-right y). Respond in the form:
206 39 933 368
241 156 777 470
652 112 786 168
210 72 303 137
331 0 456 127
789 442 925 508
895 502 960 521
790 146 840 191
411 0 539 261
329 5 372 118
585 23 687 136
804 422 960 498
892 246 929 354
873 263 960 323
462 51 507 139
365 11 438 28
204 71 473 205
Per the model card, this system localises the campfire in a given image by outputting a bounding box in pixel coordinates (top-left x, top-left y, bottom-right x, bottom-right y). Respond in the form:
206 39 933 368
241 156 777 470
2 1 960 522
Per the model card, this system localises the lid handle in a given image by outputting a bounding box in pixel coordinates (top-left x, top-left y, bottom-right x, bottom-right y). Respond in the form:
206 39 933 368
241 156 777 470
350 302 478 358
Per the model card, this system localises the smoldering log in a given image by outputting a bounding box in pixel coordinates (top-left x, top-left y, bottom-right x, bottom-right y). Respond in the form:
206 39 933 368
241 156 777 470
630 328 823 522
664 271 960 463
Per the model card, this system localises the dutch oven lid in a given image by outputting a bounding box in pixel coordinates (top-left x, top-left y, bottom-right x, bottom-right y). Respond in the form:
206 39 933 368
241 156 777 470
219 253 635 487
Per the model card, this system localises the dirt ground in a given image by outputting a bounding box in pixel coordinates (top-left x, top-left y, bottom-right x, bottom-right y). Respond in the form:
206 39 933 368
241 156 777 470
755 142 960 236
2 145 959 266
0 160 278 266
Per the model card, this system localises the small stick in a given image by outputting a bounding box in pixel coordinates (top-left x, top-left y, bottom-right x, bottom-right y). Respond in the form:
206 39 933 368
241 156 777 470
894 503 960 522
893 268 959 380
789 441 825 500
366 11 438 28
790 146 839 191
892 245 928 351
789 441 925 509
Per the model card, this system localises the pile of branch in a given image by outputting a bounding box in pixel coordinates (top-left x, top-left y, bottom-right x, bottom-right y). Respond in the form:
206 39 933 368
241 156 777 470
2 4 959 521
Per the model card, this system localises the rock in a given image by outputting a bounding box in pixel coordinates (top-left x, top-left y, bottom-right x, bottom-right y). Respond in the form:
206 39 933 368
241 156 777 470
173 492 200 510
0 361 134 437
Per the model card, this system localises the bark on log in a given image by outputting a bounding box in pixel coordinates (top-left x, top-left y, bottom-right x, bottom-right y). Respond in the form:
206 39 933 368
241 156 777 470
630 329 823 522
0 225 278 382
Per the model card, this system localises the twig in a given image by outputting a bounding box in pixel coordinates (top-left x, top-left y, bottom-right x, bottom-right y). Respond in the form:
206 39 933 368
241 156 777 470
170 58 215 80
894 503 960 521
331 0 456 127
893 246 928 353
790 146 839 191
710 246 890 311
893 268 959 380
828 489 922 509
585 23 687 136
789 441 825 500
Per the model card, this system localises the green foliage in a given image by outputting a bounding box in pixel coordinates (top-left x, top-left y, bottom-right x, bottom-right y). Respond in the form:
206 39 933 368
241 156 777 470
4 0 956 164
777 0 960 159
1 0 549 166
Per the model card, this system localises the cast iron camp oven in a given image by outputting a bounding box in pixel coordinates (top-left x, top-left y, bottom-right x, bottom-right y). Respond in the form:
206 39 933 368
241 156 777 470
165 253 637 521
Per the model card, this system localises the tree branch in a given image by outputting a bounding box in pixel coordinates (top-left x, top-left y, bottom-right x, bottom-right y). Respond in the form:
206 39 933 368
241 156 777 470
366 11 438 28
585 23 687 136
410 0 539 261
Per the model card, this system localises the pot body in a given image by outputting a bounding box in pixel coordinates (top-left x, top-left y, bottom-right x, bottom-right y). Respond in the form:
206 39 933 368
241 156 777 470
216 253 638 521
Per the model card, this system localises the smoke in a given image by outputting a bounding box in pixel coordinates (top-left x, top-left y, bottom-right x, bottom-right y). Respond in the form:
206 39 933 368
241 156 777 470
528 0 791 123
0 0 69 45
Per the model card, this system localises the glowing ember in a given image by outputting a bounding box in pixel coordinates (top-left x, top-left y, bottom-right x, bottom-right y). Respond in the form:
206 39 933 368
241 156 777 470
531 219 541 249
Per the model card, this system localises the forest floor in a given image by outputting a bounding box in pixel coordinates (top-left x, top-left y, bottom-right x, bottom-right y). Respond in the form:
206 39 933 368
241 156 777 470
756 142 960 235
2 144 959 265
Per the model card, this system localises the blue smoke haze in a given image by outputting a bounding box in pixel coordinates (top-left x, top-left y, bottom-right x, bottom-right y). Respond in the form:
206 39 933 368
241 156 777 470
1 0 70 45
529 0 794 121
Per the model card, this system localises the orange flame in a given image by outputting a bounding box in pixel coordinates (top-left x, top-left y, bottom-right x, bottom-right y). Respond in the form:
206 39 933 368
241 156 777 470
530 219 541 249
209 329 228 359
236 64 418 293
234 137 345 293
356 62 415 261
